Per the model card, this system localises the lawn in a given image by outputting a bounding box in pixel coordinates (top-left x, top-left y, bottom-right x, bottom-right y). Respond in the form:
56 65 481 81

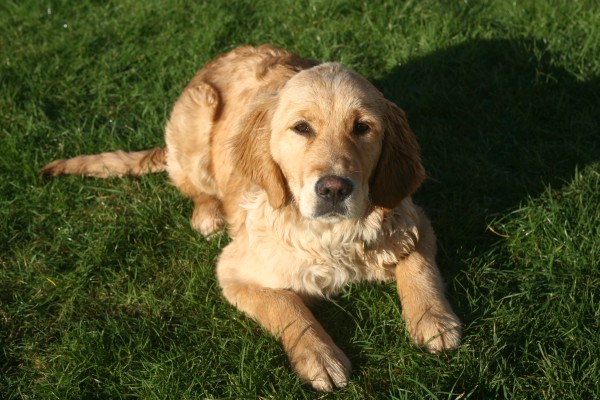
1 0 599 398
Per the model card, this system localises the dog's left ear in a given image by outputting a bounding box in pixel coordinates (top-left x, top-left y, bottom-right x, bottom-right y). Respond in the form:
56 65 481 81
230 94 291 209
370 100 426 209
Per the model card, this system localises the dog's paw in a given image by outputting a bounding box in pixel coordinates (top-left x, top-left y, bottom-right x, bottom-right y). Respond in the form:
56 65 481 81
405 308 462 353
191 210 224 237
191 198 224 238
289 339 351 391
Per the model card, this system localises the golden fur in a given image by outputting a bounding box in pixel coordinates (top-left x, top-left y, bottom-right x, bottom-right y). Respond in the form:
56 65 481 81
41 45 461 391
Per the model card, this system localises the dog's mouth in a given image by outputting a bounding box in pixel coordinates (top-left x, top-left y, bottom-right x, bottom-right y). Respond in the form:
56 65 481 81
311 204 351 220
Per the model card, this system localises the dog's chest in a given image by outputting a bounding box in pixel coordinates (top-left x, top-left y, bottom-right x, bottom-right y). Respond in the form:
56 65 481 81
243 197 420 298
288 240 397 297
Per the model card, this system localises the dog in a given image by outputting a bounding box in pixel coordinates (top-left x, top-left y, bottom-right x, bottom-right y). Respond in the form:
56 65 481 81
41 45 461 391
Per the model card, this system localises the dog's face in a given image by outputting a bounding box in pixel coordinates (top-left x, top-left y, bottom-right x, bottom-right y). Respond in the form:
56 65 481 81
233 63 425 219
269 64 385 220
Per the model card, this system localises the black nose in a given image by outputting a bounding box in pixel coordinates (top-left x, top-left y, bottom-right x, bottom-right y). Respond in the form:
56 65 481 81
315 175 354 203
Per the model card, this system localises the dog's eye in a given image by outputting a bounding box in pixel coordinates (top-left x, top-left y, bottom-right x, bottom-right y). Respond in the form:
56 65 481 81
292 122 313 136
353 121 371 136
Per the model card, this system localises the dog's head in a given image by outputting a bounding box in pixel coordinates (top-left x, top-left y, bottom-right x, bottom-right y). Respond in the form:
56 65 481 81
232 63 425 220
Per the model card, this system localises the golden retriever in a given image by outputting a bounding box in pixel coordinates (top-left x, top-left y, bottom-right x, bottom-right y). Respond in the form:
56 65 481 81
41 45 461 391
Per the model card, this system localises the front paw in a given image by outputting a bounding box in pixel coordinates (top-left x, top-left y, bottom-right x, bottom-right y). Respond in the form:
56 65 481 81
288 335 351 391
405 308 461 353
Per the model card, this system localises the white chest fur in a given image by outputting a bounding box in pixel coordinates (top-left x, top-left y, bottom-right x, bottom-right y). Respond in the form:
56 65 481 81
234 193 421 298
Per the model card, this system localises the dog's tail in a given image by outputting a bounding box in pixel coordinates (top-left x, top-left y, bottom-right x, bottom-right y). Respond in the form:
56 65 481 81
40 146 167 178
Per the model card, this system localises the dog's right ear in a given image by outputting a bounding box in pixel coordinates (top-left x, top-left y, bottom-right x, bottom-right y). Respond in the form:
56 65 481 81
369 100 426 209
230 94 290 209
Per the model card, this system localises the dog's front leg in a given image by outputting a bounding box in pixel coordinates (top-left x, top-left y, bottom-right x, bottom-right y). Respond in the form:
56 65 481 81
218 277 351 391
395 216 462 353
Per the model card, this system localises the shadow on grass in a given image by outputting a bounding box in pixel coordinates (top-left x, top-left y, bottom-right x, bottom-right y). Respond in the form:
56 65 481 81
317 37 599 374
377 38 599 270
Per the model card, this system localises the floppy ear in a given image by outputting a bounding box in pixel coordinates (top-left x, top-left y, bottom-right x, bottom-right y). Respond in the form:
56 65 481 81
230 94 290 209
370 100 426 209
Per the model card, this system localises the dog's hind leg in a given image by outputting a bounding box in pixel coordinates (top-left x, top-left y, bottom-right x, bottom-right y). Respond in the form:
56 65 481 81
165 81 225 237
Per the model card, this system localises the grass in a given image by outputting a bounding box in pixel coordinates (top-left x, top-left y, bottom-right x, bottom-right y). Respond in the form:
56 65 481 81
1 0 599 398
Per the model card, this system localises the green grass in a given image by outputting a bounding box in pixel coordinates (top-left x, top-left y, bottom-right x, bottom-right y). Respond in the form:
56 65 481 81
1 0 599 398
